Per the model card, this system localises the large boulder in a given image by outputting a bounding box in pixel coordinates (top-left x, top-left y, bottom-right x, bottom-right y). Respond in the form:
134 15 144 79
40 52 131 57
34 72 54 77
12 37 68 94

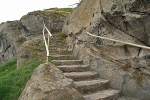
63 0 150 99
20 11 52 39
18 63 85 100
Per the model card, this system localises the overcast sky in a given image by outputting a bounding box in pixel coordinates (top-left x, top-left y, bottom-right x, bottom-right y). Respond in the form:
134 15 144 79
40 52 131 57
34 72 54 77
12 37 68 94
0 0 80 23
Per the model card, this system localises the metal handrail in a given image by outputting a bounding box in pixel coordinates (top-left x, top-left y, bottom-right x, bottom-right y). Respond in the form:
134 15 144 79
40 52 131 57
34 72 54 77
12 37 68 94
43 22 52 63
86 31 150 50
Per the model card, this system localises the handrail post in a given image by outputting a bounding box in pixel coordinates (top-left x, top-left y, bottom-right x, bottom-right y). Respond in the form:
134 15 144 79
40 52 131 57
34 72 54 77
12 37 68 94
43 22 52 63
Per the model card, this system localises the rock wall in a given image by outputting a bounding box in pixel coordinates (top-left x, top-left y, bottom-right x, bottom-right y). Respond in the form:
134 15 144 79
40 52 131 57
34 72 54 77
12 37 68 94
0 21 23 64
63 0 150 99
0 9 67 65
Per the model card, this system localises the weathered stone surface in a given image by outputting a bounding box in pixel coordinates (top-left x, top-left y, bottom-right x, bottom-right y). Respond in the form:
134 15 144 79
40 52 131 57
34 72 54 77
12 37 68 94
17 38 45 67
0 21 24 64
117 97 140 100
18 63 85 100
122 76 150 100
63 0 150 99
20 14 52 39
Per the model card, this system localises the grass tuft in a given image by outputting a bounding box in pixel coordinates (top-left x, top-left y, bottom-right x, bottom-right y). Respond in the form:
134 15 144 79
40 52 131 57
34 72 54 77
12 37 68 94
27 8 73 19
0 59 42 100
57 31 68 41
54 8 73 12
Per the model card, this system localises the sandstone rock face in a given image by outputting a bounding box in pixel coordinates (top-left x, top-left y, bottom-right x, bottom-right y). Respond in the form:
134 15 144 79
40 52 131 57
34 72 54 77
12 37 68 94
18 63 85 100
63 0 150 99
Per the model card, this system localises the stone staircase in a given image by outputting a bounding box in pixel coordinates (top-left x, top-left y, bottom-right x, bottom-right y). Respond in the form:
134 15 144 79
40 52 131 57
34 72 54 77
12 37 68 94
48 33 121 100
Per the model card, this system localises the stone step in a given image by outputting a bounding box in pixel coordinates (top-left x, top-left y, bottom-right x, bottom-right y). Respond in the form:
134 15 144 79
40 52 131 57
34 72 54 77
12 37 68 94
49 47 67 50
51 33 66 38
64 71 98 81
49 45 67 49
49 49 72 55
57 65 90 72
47 38 61 42
49 39 65 43
49 48 67 51
75 79 109 94
49 42 67 46
53 60 83 66
49 32 121 100
49 55 74 60
84 89 121 100
41 50 72 56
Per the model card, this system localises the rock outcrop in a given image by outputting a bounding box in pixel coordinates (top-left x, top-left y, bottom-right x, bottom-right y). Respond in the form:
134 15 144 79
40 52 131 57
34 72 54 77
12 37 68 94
17 38 45 67
18 63 85 100
63 0 150 99
0 21 24 64
0 8 69 65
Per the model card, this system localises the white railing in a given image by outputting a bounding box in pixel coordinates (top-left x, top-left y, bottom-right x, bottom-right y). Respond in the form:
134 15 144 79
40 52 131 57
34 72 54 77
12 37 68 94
86 31 150 50
43 22 52 63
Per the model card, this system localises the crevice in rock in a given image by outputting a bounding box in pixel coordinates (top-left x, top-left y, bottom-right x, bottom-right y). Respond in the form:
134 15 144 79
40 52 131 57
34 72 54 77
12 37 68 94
19 22 29 33
130 11 150 15
123 45 131 56
4 45 11 52
137 48 142 57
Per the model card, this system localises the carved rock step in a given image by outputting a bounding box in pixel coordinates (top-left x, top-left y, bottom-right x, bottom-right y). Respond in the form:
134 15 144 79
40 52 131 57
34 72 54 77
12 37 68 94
49 47 67 50
49 39 65 43
49 45 67 49
49 42 66 47
51 33 65 38
49 49 72 55
75 79 109 94
64 71 98 81
57 65 90 72
53 60 83 66
49 44 68 48
49 55 74 60
84 89 121 100
49 35 64 39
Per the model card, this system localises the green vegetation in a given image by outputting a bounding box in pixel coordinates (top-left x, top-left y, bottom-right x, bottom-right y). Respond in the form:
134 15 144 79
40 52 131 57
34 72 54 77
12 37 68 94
57 31 68 41
120 64 130 71
0 59 42 100
54 8 73 12
133 69 143 87
28 8 73 19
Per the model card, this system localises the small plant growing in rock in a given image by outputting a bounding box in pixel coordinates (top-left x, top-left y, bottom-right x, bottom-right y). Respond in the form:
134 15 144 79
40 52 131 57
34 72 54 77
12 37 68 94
133 69 143 87
121 64 130 71
58 31 68 41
